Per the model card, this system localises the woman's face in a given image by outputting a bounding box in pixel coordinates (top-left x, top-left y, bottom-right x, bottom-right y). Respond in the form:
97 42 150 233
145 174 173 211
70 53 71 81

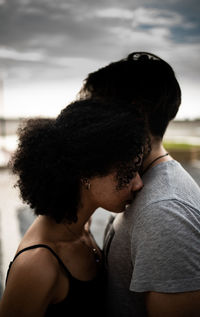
87 171 143 213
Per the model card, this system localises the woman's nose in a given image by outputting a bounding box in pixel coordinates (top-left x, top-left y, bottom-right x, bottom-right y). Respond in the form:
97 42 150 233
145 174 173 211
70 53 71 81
131 173 144 192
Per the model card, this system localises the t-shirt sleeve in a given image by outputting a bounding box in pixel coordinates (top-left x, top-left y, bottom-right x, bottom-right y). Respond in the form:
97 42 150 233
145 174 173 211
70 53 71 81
130 199 200 293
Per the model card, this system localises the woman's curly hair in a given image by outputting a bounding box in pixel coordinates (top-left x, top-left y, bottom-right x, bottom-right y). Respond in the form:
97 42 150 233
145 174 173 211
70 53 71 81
11 99 149 223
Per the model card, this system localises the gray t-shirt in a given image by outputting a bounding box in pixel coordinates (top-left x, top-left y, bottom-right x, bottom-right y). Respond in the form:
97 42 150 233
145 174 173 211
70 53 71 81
104 160 200 316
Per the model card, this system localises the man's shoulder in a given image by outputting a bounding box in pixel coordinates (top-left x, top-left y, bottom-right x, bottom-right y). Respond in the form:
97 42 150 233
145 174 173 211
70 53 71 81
134 160 200 210
131 197 200 243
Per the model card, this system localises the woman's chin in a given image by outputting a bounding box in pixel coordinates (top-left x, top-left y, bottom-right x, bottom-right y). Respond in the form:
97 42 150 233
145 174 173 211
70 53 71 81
118 203 132 213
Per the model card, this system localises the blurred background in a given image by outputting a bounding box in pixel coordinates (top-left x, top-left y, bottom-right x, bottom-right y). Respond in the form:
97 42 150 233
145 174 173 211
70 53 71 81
0 0 200 298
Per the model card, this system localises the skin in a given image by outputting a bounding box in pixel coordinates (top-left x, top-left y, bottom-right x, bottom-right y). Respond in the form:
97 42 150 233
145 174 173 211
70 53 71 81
142 138 200 316
146 291 200 317
83 171 144 214
0 170 143 317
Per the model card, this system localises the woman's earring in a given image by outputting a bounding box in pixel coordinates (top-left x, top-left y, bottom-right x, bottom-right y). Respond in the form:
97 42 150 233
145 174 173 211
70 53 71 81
86 182 91 190
82 178 91 190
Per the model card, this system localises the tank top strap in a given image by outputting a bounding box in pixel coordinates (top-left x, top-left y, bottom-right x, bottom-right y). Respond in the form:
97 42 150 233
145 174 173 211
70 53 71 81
6 244 72 284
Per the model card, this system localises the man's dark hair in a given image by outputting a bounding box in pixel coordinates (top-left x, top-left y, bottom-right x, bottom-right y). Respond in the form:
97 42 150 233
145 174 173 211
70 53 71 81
11 99 149 224
79 52 181 137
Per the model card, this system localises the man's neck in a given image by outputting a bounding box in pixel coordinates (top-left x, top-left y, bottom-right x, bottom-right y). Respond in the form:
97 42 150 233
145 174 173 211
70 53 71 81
141 138 172 175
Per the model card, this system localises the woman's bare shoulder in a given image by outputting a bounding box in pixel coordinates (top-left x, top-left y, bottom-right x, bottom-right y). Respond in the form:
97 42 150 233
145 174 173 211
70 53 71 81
9 246 61 285
0 246 62 316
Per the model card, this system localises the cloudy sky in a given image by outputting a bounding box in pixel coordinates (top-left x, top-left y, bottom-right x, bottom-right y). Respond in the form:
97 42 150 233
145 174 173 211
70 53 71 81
0 0 200 119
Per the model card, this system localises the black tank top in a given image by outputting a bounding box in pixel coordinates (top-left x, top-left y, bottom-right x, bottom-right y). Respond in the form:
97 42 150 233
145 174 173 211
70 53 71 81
6 244 106 316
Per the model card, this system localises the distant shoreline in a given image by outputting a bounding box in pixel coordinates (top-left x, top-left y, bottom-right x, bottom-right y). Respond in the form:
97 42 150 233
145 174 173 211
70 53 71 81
1 117 200 136
1 118 200 167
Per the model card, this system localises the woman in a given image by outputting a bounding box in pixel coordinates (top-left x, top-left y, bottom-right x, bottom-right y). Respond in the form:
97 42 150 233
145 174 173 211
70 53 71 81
0 99 148 316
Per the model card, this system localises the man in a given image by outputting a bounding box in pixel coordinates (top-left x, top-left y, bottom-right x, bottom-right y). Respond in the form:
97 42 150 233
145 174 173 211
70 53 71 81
79 52 200 316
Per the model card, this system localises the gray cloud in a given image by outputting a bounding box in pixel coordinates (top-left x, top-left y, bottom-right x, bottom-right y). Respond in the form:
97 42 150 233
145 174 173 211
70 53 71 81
1 0 199 51
0 0 199 88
